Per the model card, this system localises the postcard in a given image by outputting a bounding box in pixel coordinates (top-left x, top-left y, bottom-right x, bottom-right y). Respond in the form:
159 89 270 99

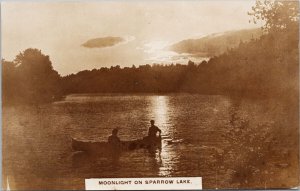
2 0 299 190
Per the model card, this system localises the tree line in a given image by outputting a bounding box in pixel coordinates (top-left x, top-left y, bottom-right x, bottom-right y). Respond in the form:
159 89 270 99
2 0 298 104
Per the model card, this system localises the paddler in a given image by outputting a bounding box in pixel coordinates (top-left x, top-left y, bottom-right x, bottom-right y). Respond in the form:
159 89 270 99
148 120 161 138
108 128 121 147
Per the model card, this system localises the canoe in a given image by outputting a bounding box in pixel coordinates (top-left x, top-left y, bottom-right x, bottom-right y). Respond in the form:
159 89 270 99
72 136 162 155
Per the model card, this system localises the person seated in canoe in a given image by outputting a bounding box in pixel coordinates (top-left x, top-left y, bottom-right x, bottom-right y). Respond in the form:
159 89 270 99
108 128 121 148
148 120 162 138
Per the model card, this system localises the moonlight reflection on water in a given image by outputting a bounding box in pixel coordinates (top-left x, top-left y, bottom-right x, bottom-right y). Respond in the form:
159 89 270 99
3 94 297 189
149 96 169 131
148 96 179 177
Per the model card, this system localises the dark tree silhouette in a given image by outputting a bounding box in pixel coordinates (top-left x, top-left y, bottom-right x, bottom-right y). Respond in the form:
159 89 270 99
248 0 299 32
2 48 62 104
2 1 298 104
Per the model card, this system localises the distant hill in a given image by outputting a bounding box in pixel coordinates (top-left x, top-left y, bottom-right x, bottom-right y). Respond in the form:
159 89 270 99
169 28 262 57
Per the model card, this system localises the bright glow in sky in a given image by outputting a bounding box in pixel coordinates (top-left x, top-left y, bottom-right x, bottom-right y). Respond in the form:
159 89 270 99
2 1 258 76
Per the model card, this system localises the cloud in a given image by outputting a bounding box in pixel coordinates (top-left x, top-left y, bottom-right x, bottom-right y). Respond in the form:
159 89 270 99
82 36 125 48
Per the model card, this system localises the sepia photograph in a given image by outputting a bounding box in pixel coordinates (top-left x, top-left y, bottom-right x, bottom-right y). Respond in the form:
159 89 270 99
1 0 299 190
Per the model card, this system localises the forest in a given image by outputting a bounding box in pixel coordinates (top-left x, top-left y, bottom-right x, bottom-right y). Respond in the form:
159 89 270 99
2 0 299 104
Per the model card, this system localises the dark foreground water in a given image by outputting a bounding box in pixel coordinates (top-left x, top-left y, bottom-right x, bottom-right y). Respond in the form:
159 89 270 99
2 94 299 189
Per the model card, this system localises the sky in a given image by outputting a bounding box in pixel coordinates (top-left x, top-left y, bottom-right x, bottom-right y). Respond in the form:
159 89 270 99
2 1 259 76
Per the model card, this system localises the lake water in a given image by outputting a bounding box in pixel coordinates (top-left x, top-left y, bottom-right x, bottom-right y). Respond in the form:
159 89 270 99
2 94 299 189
